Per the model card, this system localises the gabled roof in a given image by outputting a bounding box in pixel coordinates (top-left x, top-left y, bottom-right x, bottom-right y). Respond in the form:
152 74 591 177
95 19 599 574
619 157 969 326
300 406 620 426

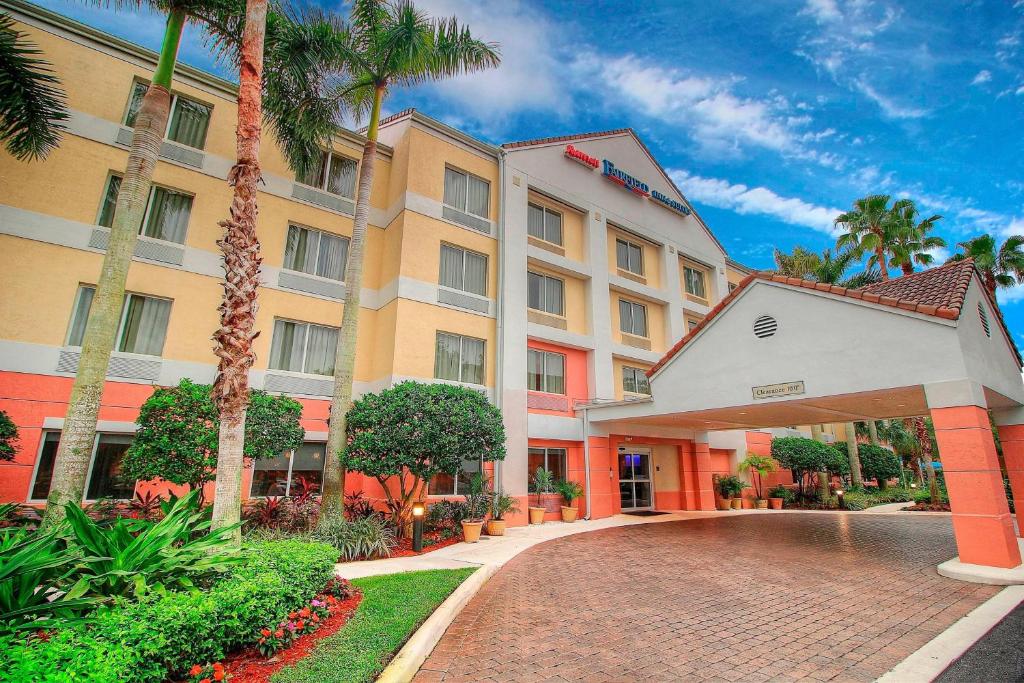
647 258 1021 377
372 108 499 157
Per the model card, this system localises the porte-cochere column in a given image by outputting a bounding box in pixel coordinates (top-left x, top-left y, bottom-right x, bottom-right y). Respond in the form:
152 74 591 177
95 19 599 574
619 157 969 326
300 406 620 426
995 423 1024 537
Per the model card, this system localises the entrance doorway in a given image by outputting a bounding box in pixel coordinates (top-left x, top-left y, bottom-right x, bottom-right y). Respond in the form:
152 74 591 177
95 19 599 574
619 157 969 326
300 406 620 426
618 446 653 510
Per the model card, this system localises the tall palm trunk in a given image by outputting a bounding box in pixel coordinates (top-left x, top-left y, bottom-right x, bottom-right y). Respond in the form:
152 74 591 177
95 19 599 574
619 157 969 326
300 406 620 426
210 0 267 545
867 420 879 446
901 262 913 275
321 85 385 521
844 422 863 488
913 417 939 504
811 425 829 499
41 10 185 528
873 228 889 280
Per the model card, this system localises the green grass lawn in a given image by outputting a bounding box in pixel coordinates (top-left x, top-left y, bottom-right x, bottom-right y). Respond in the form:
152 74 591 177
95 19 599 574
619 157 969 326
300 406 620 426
272 568 476 683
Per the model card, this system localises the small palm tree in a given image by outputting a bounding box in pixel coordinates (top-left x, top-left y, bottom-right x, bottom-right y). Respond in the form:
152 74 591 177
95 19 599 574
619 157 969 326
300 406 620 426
318 0 500 521
888 200 945 275
834 194 902 280
773 246 880 288
947 233 1024 298
0 12 68 160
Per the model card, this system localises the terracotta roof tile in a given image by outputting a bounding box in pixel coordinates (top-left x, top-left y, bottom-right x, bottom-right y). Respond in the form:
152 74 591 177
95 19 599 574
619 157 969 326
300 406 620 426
861 259 975 312
501 128 632 150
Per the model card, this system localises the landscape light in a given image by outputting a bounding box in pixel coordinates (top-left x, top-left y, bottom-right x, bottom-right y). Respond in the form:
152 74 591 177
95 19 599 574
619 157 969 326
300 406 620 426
836 489 845 510
412 501 425 552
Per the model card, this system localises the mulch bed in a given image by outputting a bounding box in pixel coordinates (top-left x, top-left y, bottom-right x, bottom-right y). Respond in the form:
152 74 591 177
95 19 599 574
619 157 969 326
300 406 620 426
903 502 952 512
219 593 363 683
389 531 462 558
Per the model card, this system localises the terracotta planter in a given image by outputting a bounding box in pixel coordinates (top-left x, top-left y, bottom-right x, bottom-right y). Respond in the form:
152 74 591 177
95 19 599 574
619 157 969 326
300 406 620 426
528 506 546 524
730 498 743 510
755 499 768 510
560 505 578 523
716 498 732 511
486 519 506 536
461 520 484 543
768 497 783 510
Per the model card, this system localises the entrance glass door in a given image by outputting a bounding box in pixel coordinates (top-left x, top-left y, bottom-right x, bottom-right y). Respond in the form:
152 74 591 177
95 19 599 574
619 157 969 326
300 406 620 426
618 446 652 510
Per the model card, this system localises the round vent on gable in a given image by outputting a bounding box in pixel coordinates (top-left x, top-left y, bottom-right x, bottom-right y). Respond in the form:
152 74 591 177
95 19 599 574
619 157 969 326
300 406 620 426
753 315 778 339
978 302 991 337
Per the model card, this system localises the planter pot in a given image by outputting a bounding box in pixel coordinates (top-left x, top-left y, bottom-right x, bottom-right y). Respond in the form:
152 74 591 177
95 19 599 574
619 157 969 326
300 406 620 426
528 507 546 525
716 498 732 511
768 497 783 510
731 498 743 510
755 499 769 510
560 505 578 523
486 519 506 536
461 520 484 543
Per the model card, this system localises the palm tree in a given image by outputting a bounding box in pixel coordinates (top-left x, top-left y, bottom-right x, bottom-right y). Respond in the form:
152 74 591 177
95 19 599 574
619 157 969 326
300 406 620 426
888 200 945 275
0 12 68 160
834 194 902 281
317 0 500 521
773 246 820 279
773 246 880 288
947 233 1024 298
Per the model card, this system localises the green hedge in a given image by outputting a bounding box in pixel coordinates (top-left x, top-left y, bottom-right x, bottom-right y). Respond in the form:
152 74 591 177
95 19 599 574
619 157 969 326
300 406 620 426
2 539 338 682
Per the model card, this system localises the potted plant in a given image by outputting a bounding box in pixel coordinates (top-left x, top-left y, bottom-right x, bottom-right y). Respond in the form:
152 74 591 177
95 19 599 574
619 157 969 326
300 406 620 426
767 484 792 510
738 454 777 510
486 489 519 536
713 474 733 511
460 473 491 543
529 468 554 524
717 475 744 510
555 479 584 522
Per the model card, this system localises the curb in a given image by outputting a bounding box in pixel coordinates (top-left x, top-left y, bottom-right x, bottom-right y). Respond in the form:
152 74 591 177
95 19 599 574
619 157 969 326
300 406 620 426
376 563 497 683
877 585 1024 683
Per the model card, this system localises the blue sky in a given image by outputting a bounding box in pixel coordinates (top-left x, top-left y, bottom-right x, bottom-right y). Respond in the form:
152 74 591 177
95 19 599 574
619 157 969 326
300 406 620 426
33 0 1024 343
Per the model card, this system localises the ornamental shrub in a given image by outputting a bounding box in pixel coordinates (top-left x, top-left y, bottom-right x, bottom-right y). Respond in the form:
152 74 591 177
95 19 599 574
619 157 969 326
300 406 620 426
771 437 848 496
1 539 338 682
858 444 901 490
309 514 397 561
123 379 304 495
0 410 18 461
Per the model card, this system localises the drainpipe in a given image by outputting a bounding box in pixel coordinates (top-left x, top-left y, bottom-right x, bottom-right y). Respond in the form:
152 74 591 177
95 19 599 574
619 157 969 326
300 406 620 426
582 403 593 520
494 149 506 492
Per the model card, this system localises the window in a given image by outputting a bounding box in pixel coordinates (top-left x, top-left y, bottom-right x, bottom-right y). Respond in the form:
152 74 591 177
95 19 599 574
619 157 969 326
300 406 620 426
31 432 136 501
66 286 171 356
428 458 481 496
622 366 651 395
434 332 485 385
527 349 565 394
250 442 326 497
443 166 489 218
528 447 566 484
728 282 738 293
527 271 565 316
125 81 211 149
297 151 358 199
684 265 707 299
283 225 350 282
269 319 338 375
687 318 700 332
98 175 193 244
527 203 563 245
439 244 487 296
619 299 648 337
616 238 644 276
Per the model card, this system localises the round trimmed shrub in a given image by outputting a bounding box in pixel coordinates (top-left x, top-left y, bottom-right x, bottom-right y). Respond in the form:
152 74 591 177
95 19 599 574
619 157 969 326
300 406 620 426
858 444 901 490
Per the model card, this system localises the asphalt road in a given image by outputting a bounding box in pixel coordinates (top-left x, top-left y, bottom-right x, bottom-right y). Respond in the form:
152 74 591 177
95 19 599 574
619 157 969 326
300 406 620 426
936 602 1024 683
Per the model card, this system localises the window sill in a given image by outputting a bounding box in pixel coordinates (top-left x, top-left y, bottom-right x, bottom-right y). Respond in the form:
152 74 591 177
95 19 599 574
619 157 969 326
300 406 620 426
685 294 710 306
616 268 647 285
619 333 652 351
263 370 334 397
88 227 185 266
57 348 163 381
527 392 569 411
527 309 568 330
277 270 346 300
441 205 492 235
437 286 491 314
528 235 566 257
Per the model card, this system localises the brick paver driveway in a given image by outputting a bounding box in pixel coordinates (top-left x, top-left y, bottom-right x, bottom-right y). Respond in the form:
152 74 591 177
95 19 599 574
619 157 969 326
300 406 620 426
415 514 1000 683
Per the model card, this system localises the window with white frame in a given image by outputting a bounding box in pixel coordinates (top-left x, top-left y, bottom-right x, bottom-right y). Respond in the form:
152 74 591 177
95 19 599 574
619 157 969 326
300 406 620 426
268 319 339 375
439 244 487 296
527 271 564 316
443 166 489 219
622 366 651 395
428 458 481 496
250 442 326 497
528 447 566 483
619 299 648 337
98 174 193 244
30 431 136 501
616 238 644 276
296 151 358 199
687 318 700 332
527 349 565 394
684 265 707 299
527 203 563 245
66 286 171 356
125 81 211 149
434 332 485 385
283 224 350 282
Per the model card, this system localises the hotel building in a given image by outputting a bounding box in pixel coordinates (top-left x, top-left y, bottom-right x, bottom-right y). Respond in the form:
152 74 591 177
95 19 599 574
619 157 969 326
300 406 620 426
0 0 769 520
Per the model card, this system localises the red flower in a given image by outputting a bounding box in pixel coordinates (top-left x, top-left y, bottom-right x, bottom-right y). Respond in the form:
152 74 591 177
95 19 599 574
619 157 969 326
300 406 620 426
212 663 224 673
261 628 271 637
274 629 284 638
312 614 320 623
200 679 211 683
190 665 204 676
299 607 311 618
296 620 305 630
213 672 224 681
288 611 298 619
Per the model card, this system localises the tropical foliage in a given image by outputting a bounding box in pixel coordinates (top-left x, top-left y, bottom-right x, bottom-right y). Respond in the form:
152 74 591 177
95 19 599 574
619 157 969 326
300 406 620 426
947 233 1024 296
736 454 776 500
773 246 880 288
887 200 945 275
489 490 520 521
556 479 585 504
834 194 905 280
0 409 17 461
771 437 847 498
309 514 396 562
856 444 901 491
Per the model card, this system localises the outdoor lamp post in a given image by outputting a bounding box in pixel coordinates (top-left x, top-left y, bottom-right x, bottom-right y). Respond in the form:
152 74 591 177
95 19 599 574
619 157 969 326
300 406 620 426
836 490 845 510
412 501 426 553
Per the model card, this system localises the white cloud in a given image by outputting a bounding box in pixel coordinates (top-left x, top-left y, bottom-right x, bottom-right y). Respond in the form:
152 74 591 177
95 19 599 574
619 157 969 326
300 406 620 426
671 170 843 235
802 0 842 23
853 78 929 119
971 70 993 86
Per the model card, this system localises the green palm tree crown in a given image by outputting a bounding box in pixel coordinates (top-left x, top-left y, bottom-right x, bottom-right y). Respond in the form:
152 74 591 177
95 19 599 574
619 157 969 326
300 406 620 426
947 233 1024 297
773 246 880 289
834 194 902 280
887 199 945 275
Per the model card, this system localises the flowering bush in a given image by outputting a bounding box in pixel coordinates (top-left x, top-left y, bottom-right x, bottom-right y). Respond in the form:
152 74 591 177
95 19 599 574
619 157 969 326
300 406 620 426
188 661 227 682
255 580 354 656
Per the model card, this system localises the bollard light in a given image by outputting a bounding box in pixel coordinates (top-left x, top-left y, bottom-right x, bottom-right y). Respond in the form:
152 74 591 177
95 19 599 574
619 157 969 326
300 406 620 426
910 482 918 489
836 489 845 510
412 502 425 553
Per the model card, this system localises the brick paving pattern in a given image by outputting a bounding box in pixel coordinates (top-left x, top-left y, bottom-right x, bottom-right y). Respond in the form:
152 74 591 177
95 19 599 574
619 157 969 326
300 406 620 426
415 514 1000 682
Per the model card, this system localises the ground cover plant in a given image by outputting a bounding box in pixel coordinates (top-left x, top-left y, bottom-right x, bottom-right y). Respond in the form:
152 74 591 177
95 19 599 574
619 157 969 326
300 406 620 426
271 568 476 683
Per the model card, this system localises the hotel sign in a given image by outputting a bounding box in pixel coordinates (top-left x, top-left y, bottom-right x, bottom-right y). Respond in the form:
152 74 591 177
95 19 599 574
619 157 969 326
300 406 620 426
752 381 805 400
563 145 691 216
